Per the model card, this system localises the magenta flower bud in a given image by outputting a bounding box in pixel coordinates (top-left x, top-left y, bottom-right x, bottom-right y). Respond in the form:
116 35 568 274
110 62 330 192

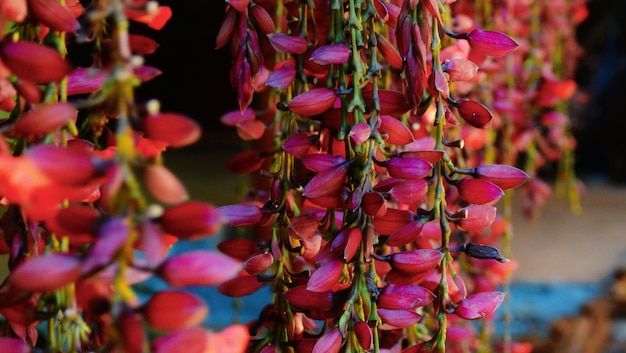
466 29 519 57
9 253 82 292
363 89 412 117
309 44 350 65
217 238 258 261
282 132 313 157
157 250 242 287
25 144 99 186
0 338 30 353
378 115 414 145
142 290 209 331
144 112 202 148
152 327 208 353
250 4 275 35
306 259 344 292
455 291 506 320
455 98 493 129
385 220 423 247
377 309 421 328
289 215 320 239
144 164 189 205
361 192 386 217
266 64 296 89
82 216 130 274
456 204 497 231
455 178 504 206
225 150 264 174
385 157 432 179
375 33 403 70
220 108 255 127
442 58 479 82
0 41 72 84
389 179 428 206
287 88 337 116
390 249 444 274
399 150 445 164
354 321 373 350
349 122 371 146
302 163 347 199
372 208 414 235
226 0 249 12
216 204 262 227
218 274 264 297
243 252 274 274
312 328 342 353
285 285 334 311
117 309 146 353
267 33 308 54
159 201 222 240
12 102 77 136
27 0 79 33
330 227 361 262
474 164 530 189
377 284 435 310
300 153 346 172
215 7 237 49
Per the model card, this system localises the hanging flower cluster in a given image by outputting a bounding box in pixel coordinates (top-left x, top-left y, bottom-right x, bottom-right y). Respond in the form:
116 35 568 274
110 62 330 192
210 0 589 351
0 0 249 352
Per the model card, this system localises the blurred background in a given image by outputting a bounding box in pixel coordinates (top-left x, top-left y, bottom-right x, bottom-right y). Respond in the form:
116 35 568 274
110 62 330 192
133 0 626 350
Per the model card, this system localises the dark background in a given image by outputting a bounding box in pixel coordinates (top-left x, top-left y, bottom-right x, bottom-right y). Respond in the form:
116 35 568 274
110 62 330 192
135 0 626 183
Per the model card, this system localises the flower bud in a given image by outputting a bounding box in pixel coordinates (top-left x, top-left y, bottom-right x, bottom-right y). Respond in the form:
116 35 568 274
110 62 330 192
312 328 342 353
442 58 479 82
144 164 189 205
216 204 262 227
354 321 372 350
377 284 435 310
466 29 519 57
266 64 296 89
385 157 432 179
363 89 412 117
25 144 98 186
390 249 444 274
455 178 504 205
243 252 274 274
267 33 308 54
300 153 346 172
302 163 347 199
152 327 209 353
14 78 42 104
377 115 414 145
285 285 334 311
361 192 386 217
287 88 337 116
142 290 209 331
389 179 428 206
386 220 424 247
309 44 350 65
27 0 79 33
217 238 259 261
157 250 242 287
455 291 506 320
456 204 497 231
143 112 202 148
0 41 71 83
12 102 77 136
375 33 403 70
377 308 421 328
372 208 414 235
158 201 222 240
218 274 264 297
455 98 493 128
225 150 264 174
282 132 314 157
349 122 371 145
10 253 82 292
250 4 275 35
475 164 530 189
82 216 130 274
0 338 30 353
306 259 344 292
117 309 146 353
